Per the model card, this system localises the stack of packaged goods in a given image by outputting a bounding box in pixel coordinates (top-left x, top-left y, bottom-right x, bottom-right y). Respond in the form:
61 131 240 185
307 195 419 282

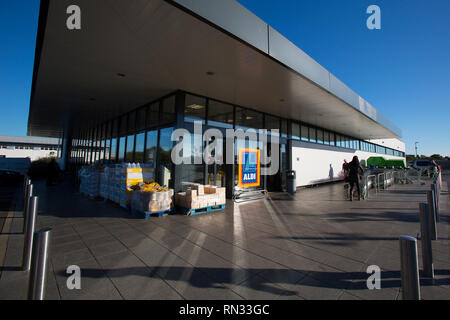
175 184 226 209
78 167 100 198
99 168 109 199
116 163 154 209
78 167 89 196
130 182 174 214
106 165 117 202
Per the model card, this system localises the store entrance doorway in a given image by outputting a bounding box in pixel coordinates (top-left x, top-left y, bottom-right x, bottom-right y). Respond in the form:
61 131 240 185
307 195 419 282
205 136 226 188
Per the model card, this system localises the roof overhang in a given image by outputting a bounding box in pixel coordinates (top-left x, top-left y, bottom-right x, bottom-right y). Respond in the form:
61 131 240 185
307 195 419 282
28 0 401 139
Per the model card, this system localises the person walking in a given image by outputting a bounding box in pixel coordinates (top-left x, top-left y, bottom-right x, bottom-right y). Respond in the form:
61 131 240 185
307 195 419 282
46 158 60 186
347 156 364 201
342 160 349 181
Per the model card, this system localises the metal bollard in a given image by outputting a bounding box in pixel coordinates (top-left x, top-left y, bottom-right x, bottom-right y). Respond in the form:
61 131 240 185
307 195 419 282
426 190 437 240
22 196 38 271
419 203 434 278
435 183 439 210
23 176 30 201
28 228 52 300
23 184 33 234
432 183 439 221
399 236 421 300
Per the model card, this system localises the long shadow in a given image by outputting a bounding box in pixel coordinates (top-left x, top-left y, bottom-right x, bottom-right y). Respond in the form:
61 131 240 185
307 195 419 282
0 266 23 272
271 234 424 241
276 210 420 224
386 190 428 195
58 266 450 295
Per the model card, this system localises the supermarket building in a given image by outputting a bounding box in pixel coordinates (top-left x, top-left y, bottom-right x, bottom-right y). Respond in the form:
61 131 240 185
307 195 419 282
29 0 406 198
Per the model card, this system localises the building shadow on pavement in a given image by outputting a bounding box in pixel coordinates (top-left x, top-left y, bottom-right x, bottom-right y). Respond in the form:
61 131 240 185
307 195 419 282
57 266 450 296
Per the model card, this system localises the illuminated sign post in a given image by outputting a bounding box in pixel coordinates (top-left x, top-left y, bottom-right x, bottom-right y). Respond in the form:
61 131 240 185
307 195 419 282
238 148 260 188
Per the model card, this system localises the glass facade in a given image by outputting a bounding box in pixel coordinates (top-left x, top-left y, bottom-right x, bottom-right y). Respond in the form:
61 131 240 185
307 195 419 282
69 90 405 196
291 121 404 157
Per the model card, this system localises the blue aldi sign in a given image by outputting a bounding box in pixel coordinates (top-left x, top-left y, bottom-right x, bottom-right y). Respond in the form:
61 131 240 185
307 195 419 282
238 148 260 188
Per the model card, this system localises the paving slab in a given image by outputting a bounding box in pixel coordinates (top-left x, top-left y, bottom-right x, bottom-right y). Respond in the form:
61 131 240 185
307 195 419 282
0 172 448 300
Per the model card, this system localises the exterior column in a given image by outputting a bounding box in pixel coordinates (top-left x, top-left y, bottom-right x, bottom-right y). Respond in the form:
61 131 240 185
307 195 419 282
173 91 185 193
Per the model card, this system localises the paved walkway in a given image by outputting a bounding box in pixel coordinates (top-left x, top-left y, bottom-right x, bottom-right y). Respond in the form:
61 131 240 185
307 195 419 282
0 173 449 300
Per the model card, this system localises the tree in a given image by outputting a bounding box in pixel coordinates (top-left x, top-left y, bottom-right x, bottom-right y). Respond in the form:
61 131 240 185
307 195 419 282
430 154 443 160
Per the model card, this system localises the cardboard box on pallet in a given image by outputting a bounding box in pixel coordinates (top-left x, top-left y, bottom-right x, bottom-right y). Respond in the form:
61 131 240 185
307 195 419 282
131 189 174 213
190 184 204 196
204 185 226 205
175 184 226 209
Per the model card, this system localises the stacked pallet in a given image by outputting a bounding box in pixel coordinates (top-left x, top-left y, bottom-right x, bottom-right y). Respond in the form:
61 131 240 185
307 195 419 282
130 188 174 218
79 167 101 198
175 184 226 209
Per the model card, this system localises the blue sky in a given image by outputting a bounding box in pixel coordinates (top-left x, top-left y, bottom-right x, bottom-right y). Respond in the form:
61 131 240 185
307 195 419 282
0 1 449 156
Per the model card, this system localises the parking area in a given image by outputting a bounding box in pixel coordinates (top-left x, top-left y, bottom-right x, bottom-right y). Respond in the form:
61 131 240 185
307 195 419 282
0 173 449 300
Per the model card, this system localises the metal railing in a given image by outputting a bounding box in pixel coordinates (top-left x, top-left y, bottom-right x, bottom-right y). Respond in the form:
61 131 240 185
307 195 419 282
377 173 386 191
365 175 377 199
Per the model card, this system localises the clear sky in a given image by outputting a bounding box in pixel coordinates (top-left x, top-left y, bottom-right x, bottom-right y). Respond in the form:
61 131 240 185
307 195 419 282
0 0 449 156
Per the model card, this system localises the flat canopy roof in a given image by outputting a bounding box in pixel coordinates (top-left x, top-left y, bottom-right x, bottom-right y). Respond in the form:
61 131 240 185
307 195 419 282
0 135 59 146
29 0 401 139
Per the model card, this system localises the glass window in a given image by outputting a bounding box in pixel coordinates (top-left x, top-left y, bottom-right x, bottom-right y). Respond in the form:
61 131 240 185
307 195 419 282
125 134 135 162
185 94 206 124
100 125 106 160
158 127 174 187
112 118 119 138
183 132 205 185
281 119 288 138
118 136 126 161
128 111 136 134
147 102 159 128
105 138 111 161
110 119 119 161
145 129 158 166
316 129 324 144
208 100 234 129
135 132 145 163
105 121 111 161
235 107 263 130
136 107 146 131
309 127 316 143
323 131 330 145
110 138 117 162
119 114 127 137
329 132 335 146
292 122 300 140
265 115 280 137
301 125 309 142
161 96 176 125
338 135 343 148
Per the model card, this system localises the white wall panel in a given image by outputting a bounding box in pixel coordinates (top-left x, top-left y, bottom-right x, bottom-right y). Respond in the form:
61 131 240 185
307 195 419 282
291 141 405 187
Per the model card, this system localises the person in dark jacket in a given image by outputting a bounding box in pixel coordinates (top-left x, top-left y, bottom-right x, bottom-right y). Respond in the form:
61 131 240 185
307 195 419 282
46 158 60 186
347 156 364 201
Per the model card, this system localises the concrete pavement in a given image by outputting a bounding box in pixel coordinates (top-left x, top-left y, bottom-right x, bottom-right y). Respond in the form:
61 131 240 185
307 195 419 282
0 173 449 300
